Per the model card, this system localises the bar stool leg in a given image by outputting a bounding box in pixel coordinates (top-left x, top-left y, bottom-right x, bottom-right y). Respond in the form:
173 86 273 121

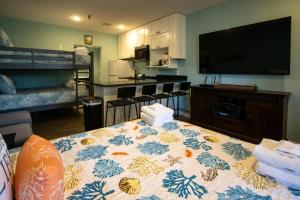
134 102 138 119
172 95 176 111
128 104 131 121
139 102 142 118
113 106 116 125
105 103 109 127
123 106 126 122
159 98 162 104
167 97 169 107
177 96 180 119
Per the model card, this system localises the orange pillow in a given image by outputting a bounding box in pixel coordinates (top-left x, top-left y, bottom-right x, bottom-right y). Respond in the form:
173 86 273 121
14 135 64 200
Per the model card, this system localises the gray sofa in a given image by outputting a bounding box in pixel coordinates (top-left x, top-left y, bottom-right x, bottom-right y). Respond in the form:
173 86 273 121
0 111 32 148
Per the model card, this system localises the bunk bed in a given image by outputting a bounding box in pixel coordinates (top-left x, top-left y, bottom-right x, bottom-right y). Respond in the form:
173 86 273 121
0 46 94 113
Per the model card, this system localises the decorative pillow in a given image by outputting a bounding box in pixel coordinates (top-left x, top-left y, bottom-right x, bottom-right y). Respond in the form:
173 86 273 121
0 28 14 47
0 74 16 94
0 134 14 200
15 135 64 200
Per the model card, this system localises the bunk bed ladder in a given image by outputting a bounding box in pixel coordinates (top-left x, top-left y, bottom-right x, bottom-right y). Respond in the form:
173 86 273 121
75 52 94 111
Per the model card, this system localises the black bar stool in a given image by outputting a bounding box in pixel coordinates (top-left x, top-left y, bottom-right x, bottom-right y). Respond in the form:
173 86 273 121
134 84 157 118
105 86 138 126
171 82 191 118
152 83 175 109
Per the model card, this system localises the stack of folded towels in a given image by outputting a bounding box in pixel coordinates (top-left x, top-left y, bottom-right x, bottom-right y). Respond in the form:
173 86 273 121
141 103 174 126
253 139 300 190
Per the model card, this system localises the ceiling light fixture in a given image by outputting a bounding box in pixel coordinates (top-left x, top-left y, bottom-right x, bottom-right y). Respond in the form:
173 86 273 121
118 25 125 30
71 15 81 22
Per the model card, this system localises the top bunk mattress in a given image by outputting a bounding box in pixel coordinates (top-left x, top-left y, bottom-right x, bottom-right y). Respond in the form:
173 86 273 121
0 47 91 69
9 119 300 199
0 87 75 111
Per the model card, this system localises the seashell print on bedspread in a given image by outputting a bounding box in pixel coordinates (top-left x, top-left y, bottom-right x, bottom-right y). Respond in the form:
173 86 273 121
9 119 300 199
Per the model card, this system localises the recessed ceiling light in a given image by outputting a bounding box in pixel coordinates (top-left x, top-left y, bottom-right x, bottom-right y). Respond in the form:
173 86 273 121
71 15 81 22
118 25 125 30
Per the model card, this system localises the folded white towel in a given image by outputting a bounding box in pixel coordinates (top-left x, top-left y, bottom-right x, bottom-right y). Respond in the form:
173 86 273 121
141 109 173 121
253 139 300 176
275 140 300 157
141 112 173 126
141 103 174 118
256 161 300 190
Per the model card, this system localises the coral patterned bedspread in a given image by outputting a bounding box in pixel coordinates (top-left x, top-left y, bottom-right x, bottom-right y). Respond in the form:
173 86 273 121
10 119 300 199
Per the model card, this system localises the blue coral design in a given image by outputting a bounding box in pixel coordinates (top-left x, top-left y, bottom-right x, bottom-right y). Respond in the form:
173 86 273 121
67 181 115 200
93 159 124 178
222 142 252 161
108 135 133 146
161 122 179 131
138 141 169 155
184 138 212 151
139 127 158 135
54 138 76 153
288 187 300 196
217 186 272 200
137 120 148 126
162 169 208 199
180 129 200 137
69 132 88 139
76 145 107 161
197 152 230 170
136 195 161 200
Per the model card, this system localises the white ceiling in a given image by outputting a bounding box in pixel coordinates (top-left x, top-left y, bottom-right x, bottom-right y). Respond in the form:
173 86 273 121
0 0 227 35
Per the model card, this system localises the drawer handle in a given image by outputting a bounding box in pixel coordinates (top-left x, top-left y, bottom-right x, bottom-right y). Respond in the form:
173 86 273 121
157 31 160 34
156 45 160 49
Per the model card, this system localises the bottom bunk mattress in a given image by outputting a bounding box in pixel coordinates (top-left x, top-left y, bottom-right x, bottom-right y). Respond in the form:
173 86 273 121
0 87 77 111
9 119 300 199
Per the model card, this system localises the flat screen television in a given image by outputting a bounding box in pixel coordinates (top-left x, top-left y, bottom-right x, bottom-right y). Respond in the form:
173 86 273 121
199 17 291 75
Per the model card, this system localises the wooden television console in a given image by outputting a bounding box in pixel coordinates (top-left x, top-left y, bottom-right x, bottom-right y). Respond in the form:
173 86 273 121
191 84 290 143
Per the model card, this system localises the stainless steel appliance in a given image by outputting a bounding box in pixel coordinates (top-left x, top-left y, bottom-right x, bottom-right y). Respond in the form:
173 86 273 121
134 45 149 60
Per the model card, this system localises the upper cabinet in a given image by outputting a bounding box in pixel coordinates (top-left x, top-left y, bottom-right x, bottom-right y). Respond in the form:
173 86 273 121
137 25 150 46
150 32 169 49
118 13 186 62
150 17 170 36
118 30 138 59
169 13 186 59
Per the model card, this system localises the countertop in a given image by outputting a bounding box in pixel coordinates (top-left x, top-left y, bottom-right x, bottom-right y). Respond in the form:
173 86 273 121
94 79 186 87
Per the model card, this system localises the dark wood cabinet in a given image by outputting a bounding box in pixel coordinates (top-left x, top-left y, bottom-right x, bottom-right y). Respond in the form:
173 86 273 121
191 85 290 143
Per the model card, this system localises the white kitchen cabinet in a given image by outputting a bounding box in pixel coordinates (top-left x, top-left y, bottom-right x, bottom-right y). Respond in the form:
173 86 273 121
137 25 150 46
118 13 185 62
150 16 170 36
169 13 186 59
150 32 169 49
118 33 126 59
118 30 138 59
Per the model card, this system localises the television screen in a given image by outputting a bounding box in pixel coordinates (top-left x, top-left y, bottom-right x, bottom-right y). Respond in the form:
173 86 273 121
199 17 291 75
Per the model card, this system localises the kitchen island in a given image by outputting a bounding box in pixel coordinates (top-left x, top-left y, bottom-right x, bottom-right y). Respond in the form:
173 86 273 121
94 76 187 126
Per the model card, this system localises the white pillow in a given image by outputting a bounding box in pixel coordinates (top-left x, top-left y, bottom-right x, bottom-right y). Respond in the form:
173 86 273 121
0 135 13 200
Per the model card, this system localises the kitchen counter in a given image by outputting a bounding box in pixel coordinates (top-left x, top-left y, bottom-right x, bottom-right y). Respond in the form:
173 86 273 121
94 75 188 126
94 78 186 87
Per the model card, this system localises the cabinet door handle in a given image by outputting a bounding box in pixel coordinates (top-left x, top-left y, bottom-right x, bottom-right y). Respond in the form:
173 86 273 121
157 31 160 34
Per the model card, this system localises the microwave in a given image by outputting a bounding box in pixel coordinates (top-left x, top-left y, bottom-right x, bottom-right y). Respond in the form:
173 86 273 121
134 45 149 60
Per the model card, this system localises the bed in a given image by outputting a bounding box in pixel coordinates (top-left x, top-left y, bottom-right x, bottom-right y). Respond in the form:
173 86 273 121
9 119 299 199
0 86 88 112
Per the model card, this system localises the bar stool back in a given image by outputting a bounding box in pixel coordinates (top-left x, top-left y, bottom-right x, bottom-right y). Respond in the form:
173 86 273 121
134 85 157 117
152 83 175 109
171 82 191 118
105 86 138 126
